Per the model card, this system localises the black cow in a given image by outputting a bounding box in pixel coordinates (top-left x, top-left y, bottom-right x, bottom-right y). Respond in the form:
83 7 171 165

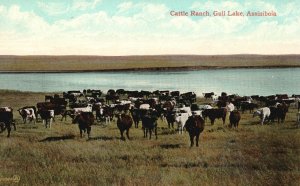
203 92 214 99
202 108 227 125
36 102 66 121
39 110 54 128
116 114 133 140
240 102 258 113
165 110 175 128
269 103 289 123
60 109 74 121
130 108 141 128
0 111 16 137
72 112 95 138
185 115 205 147
141 110 158 139
229 111 241 128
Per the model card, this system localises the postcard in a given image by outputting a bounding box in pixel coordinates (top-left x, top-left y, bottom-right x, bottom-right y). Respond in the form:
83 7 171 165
0 0 299 185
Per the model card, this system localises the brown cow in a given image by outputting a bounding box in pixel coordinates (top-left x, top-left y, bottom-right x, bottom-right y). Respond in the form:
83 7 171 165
116 114 133 140
229 111 241 128
72 112 95 138
185 115 205 147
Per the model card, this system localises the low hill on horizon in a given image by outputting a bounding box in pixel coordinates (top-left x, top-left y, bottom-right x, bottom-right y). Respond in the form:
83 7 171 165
0 54 299 72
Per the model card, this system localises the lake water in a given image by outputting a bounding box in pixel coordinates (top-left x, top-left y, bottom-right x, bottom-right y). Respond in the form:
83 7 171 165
0 68 299 96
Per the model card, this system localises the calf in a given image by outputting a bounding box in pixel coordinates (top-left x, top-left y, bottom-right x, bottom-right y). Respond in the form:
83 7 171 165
116 114 133 140
174 112 190 134
141 111 158 139
18 108 36 124
130 108 140 128
72 112 95 138
39 110 54 128
0 111 16 137
253 107 270 125
165 110 175 128
102 106 114 124
185 115 205 147
202 108 227 125
229 111 241 128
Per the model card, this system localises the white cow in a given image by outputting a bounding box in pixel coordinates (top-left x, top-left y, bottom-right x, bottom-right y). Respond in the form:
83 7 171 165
21 108 36 124
0 107 12 112
253 107 271 125
175 112 190 134
198 104 213 110
192 110 203 117
139 104 150 110
226 103 235 112
73 104 93 115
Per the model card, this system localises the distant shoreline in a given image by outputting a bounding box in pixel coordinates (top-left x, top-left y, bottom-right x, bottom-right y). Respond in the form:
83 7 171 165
0 54 299 72
0 65 299 73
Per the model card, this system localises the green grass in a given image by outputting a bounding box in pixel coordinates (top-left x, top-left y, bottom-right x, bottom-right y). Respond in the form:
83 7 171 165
0 90 299 185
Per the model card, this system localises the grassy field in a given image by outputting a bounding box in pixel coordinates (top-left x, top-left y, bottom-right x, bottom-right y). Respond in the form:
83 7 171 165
0 55 300 72
0 90 299 185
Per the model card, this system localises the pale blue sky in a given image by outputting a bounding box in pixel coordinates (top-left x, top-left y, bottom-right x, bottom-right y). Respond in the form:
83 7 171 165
0 0 299 55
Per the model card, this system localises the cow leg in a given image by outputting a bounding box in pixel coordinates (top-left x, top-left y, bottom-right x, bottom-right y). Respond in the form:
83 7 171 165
61 114 66 121
87 127 91 139
211 119 215 125
222 116 226 125
49 118 52 128
79 126 83 138
149 129 152 139
143 128 146 138
6 124 11 138
126 129 130 140
261 116 265 125
12 122 16 131
189 134 194 147
196 133 200 147
120 129 124 140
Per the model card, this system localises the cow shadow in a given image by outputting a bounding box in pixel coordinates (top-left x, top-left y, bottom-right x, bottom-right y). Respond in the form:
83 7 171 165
159 143 183 149
39 134 75 142
87 135 115 141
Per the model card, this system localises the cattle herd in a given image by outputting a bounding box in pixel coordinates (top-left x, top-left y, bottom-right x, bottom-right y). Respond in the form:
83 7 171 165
0 89 300 147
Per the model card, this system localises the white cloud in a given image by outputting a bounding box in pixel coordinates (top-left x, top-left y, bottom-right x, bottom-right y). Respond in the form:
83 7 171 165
37 2 70 15
117 2 133 13
72 0 101 11
0 2 299 55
